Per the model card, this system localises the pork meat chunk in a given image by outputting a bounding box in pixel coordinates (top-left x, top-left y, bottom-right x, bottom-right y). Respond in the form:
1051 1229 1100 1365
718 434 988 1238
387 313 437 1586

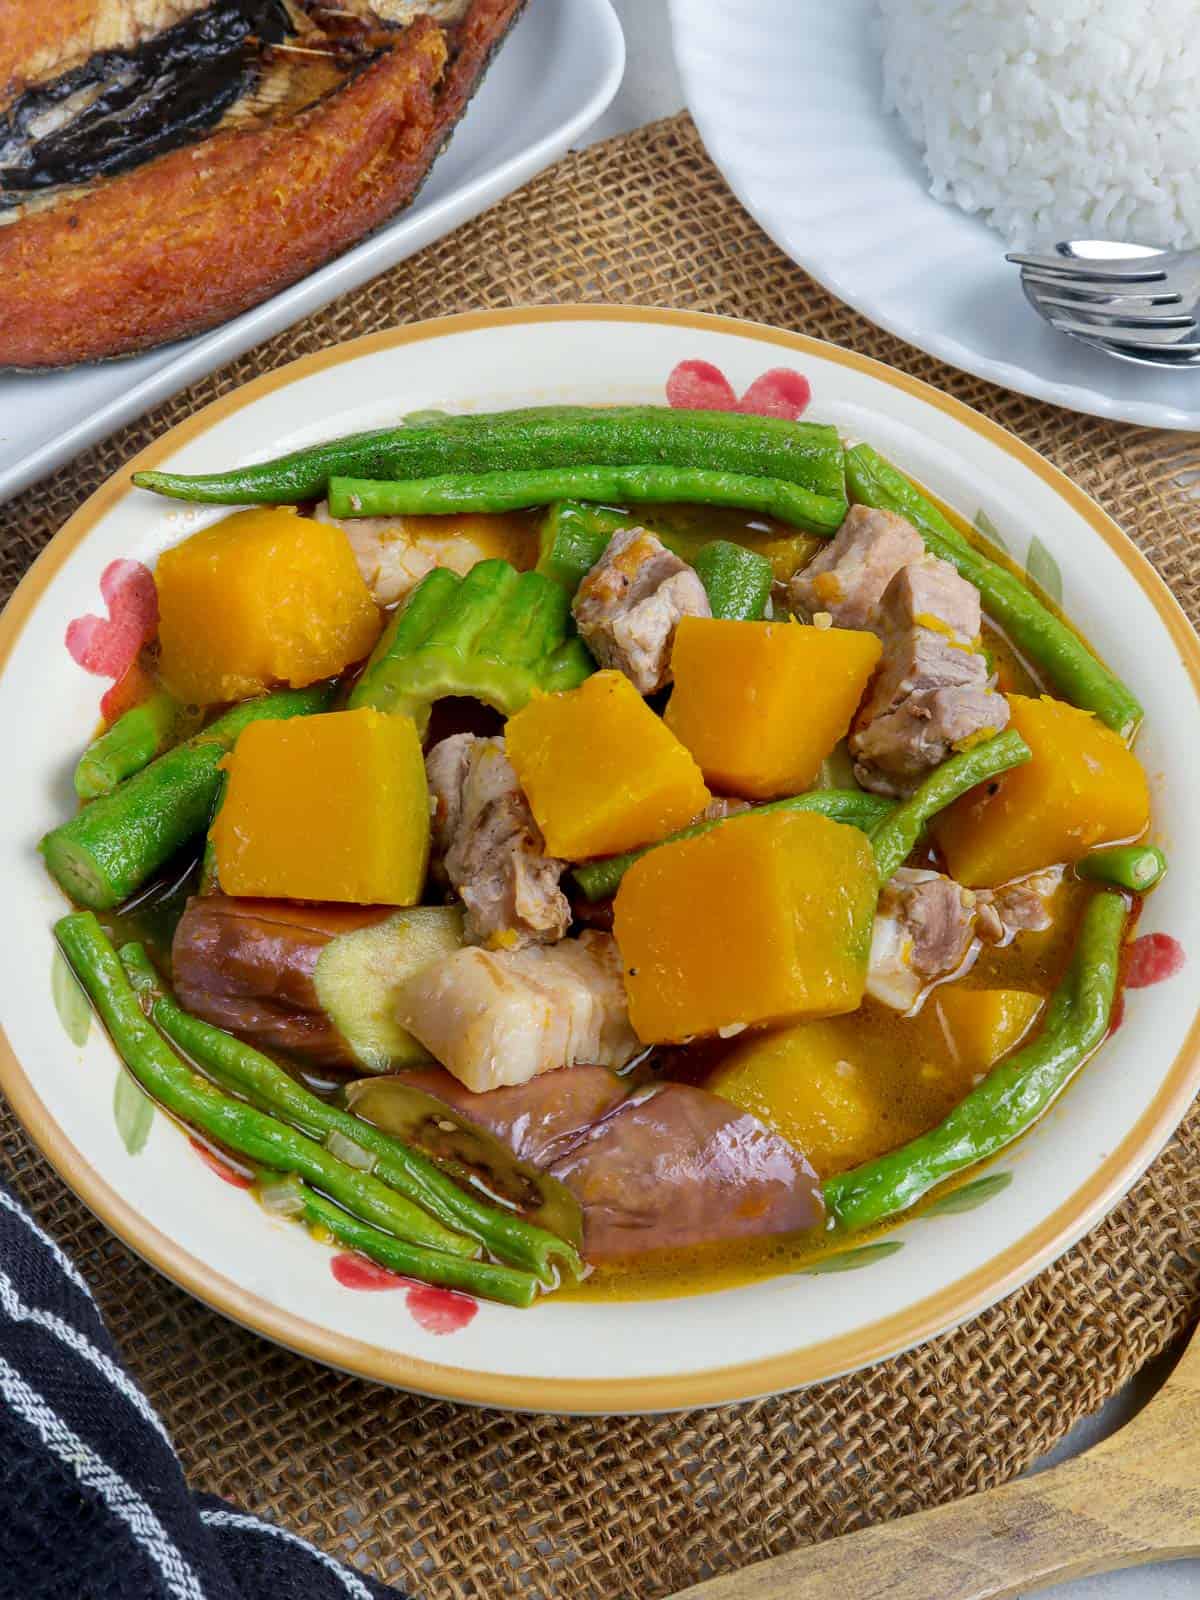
788 505 924 630
394 932 641 1092
572 527 710 694
976 869 1062 944
424 733 569 948
868 865 1060 1012
867 867 978 1012
851 554 1009 796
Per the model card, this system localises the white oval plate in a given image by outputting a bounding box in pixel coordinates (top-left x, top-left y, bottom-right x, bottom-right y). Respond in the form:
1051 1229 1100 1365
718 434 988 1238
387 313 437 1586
2 307 1198 1413
669 0 1200 430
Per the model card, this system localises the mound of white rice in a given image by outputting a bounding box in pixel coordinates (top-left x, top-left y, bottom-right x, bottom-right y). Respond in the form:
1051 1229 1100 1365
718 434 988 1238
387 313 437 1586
878 0 1200 248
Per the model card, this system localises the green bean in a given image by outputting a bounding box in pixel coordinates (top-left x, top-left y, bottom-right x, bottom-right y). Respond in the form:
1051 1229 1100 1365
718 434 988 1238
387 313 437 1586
574 789 894 902
823 889 1126 1231
1076 843 1167 892
869 729 1032 883
692 540 773 620
327 465 845 536
846 444 1143 737
74 690 180 800
294 1184 538 1309
54 913 476 1260
132 405 847 506
119 945 579 1285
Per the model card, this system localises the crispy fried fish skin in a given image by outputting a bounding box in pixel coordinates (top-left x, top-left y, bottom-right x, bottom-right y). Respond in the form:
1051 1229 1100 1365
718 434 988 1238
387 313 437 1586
0 0 523 368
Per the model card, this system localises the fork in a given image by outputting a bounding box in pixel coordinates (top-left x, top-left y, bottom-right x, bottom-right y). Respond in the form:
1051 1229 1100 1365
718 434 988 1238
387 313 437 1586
1007 241 1200 363
669 1311 1200 1599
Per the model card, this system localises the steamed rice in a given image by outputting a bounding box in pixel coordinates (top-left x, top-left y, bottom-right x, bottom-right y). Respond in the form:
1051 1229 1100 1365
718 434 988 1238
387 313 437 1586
878 0 1200 248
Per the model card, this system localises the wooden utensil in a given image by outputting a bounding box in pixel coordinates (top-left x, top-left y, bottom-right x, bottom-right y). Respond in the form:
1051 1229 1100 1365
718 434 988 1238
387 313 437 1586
672 1323 1200 1600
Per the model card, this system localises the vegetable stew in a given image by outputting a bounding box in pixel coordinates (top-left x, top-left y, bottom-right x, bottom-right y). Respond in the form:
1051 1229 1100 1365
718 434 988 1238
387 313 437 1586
45 402 1159 1307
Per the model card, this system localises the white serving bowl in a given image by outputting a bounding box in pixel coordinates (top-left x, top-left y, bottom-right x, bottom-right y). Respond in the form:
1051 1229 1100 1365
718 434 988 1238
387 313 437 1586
2 307 1196 1412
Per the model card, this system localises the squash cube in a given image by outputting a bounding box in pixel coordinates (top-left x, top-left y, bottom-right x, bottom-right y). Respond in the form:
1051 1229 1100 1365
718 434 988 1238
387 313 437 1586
213 707 429 904
665 618 882 798
157 507 381 704
613 809 878 1044
505 670 709 859
934 988 1043 1075
935 694 1150 887
708 1017 886 1177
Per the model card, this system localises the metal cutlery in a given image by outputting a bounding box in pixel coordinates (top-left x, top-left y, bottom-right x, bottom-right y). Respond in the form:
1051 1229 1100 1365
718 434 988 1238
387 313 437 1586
1008 240 1200 368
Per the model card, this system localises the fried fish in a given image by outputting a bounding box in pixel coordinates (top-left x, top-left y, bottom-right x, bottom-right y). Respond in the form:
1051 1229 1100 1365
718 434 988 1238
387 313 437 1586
0 0 523 366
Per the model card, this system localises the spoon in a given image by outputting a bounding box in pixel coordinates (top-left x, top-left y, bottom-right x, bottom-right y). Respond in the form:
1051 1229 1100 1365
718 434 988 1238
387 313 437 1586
669 1314 1200 1599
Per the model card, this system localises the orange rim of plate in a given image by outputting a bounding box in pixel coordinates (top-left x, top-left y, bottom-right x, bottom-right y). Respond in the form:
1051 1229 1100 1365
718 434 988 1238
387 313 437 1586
3 306 1198 1413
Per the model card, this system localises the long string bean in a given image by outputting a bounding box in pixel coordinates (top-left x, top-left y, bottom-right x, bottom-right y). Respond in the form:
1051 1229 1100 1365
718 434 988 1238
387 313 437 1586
119 944 581 1285
74 690 181 801
328 465 845 537
1076 843 1167 892
55 913 476 1261
868 729 1032 883
132 406 847 505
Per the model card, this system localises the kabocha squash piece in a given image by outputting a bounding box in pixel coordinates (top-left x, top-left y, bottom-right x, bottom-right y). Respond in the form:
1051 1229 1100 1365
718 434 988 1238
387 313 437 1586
505 671 710 860
156 508 381 705
212 708 429 905
41 685 331 912
613 810 878 1045
934 989 1044 1075
935 694 1151 887
348 559 592 736
665 618 883 799
708 1018 889 1178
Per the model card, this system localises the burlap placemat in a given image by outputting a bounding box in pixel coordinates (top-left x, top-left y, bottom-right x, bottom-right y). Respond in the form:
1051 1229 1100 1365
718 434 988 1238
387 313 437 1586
2 113 1200 1599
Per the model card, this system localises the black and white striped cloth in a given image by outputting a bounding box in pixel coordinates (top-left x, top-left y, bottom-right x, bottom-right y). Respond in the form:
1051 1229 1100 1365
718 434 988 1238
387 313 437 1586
0 1178 404 1600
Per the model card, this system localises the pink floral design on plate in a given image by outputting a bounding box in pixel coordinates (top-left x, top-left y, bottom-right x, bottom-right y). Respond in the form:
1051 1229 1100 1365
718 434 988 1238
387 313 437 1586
1123 933 1185 990
666 359 811 419
330 1253 478 1333
66 559 158 689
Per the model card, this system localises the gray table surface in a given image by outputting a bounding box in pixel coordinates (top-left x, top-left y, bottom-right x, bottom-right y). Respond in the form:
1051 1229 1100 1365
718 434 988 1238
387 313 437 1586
580 4 1196 1596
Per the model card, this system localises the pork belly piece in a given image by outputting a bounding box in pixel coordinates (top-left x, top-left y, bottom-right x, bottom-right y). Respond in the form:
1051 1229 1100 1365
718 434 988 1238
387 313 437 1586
788 506 924 631
851 554 1009 797
867 867 978 1012
313 506 438 607
395 931 640 1092
392 1064 630 1165
314 502 526 605
547 1083 824 1260
425 733 569 948
572 528 710 695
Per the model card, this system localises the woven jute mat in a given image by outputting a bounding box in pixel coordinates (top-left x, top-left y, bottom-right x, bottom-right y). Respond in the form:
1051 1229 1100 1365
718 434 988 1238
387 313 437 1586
3 113 1200 1598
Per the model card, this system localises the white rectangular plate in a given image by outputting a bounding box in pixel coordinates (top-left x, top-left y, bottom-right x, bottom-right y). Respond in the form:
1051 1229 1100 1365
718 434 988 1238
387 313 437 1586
0 0 624 504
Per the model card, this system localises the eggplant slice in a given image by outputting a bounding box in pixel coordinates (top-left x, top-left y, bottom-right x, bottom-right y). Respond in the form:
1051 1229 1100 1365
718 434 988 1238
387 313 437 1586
0 0 524 366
